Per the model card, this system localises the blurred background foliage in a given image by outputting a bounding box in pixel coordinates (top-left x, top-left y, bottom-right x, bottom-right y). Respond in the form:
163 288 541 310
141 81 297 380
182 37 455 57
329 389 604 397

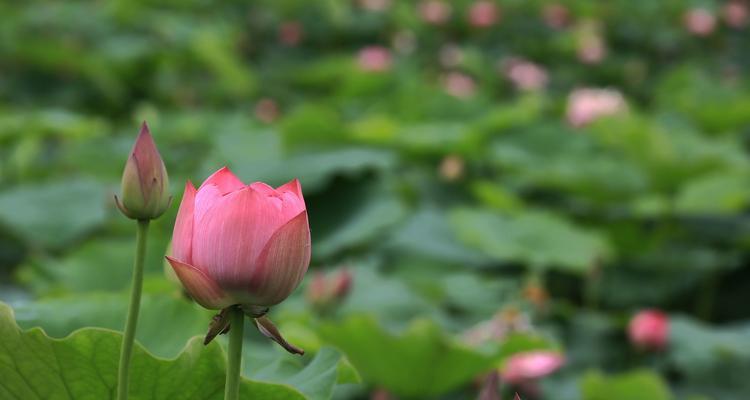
1 0 750 399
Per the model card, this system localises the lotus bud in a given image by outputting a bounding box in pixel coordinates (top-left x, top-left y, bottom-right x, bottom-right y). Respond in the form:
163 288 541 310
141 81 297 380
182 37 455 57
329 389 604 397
500 351 565 385
628 309 669 351
306 268 353 312
166 167 311 310
116 122 171 220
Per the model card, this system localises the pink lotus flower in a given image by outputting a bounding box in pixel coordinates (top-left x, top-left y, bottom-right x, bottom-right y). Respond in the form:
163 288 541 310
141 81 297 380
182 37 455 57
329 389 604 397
418 0 452 25
357 46 393 72
167 167 311 309
566 87 627 127
723 1 749 28
628 309 669 350
442 72 476 99
306 268 353 310
577 34 606 64
684 8 717 36
468 1 500 28
501 351 565 385
503 58 548 92
279 21 303 46
542 3 570 30
254 98 280 123
358 0 391 12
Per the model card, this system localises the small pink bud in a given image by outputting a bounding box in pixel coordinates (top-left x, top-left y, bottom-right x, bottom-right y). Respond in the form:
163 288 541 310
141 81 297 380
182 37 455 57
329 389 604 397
542 3 570 29
468 1 500 28
166 167 311 309
723 1 749 28
566 87 627 127
255 98 280 123
279 21 303 46
577 35 606 64
306 268 353 311
438 155 465 181
684 8 717 36
502 58 548 92
628 309 669 351
358 0 391 12
442 72 476 99
501 351 565 385
357 46 393 72
116 122 170 220
418 0 452 25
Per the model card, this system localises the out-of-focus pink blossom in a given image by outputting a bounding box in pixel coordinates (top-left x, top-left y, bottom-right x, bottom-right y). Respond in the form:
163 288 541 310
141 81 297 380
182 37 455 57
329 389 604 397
358 0 391 12
279 21 303 46
357 46 393 72
542 3 570 29
439 44 464 68
628 309 669 351
684 8 717 36
254 98 280 123
577 35 607 64
503 58 548 91
167 167 310 309
723 1 749 28
501 351 565 385
442 72 476 99
468 1 500 28
566 87 627 127
418 0 452 25
306 268 353 311
438 155 465 181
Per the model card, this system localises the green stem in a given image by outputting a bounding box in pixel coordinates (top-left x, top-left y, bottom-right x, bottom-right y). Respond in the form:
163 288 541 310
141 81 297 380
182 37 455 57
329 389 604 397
225 306 245 400
117 219 150 400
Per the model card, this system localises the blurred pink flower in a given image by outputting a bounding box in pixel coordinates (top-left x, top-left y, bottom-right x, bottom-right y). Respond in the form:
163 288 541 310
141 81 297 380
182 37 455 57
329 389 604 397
254 98 279 123
723 1 749 28
542 3 571 29
357 46 393 72
358 0 391 12
418 0 452 25
501 351 565 385
503 58 548 91
306 268 353 310
566 87 627 127
468 1 500 28
442 72 476 99
577 35 607 64
279 21 303 46
167 167 310 309
684 8 717 36
438 155 465 181
628 309 669 351
439 44 464 68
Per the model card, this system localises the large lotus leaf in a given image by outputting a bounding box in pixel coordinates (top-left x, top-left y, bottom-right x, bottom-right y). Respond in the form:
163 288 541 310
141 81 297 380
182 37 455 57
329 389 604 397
318 315 499 397
0 179 108 249
580 370 672 400
0 302 305 400
450 208 610 272
248 347 360 400
12 292 212 359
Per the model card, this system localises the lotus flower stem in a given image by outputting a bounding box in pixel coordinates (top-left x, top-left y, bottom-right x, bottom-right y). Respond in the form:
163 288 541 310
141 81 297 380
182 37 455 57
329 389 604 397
225 306 245 400
117 220 150 400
